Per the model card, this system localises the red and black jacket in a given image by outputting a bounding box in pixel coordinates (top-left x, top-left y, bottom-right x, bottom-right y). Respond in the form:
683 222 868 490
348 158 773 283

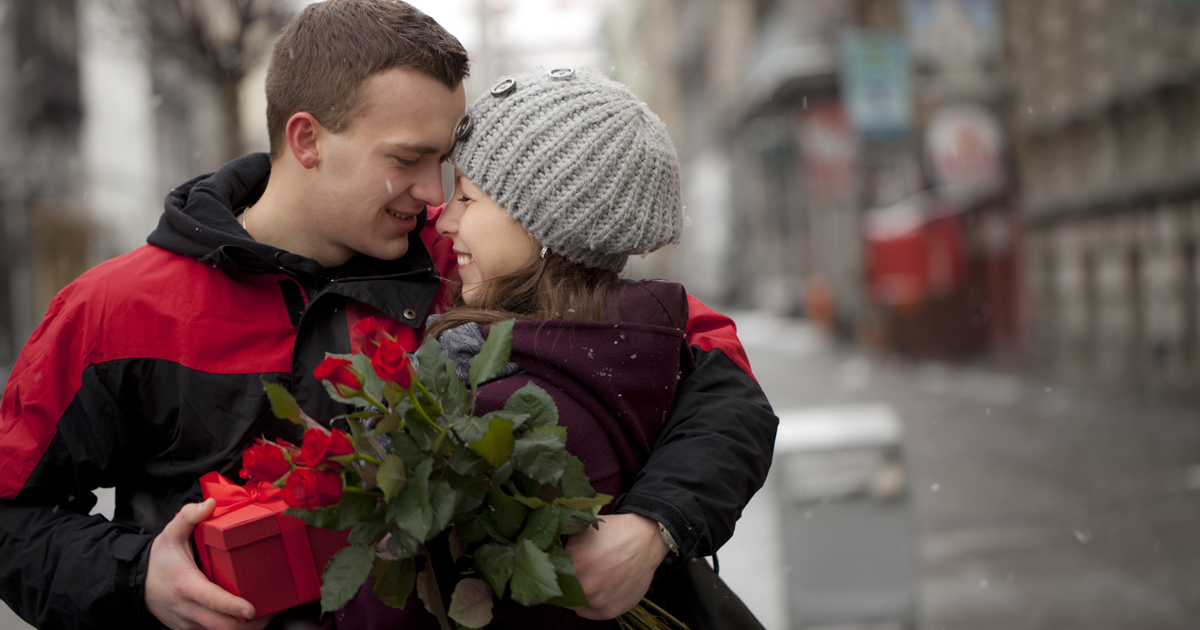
0 153 777 629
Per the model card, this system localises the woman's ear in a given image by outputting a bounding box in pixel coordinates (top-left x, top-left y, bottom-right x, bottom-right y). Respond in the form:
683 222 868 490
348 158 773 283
286 112 323 169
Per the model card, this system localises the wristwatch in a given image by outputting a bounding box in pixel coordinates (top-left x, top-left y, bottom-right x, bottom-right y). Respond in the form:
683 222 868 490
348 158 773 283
657 522 680 556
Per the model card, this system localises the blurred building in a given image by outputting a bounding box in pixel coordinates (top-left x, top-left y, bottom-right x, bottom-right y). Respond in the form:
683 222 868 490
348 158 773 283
0 0 86 371
1007 0 1200 391
0 0 282 378
608 0 1200 392
606 0 1018 357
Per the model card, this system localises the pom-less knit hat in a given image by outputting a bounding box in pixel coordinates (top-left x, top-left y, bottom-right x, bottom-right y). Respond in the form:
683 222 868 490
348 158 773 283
450 66 683 272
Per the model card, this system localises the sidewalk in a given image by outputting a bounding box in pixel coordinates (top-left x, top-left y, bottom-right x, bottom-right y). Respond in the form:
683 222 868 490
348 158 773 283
722 311 1200 630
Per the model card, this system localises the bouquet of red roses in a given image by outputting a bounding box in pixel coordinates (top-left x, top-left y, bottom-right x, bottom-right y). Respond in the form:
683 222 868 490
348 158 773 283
244 317 641 629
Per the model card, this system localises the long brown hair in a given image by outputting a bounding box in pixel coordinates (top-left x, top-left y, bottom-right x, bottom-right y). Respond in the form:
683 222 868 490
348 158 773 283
426 251 627 340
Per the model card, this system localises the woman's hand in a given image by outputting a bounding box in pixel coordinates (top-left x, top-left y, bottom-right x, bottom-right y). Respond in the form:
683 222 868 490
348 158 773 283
565 512 670 619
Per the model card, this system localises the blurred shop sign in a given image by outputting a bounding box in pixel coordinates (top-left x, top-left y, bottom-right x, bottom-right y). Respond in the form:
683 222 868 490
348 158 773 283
906 0 999 97
925 103 1005 206
839 31 912 139
864 194 967 309
906 0 999 69
796 102 857 201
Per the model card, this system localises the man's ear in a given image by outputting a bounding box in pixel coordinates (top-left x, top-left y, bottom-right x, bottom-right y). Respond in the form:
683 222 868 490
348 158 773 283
286 112 323 169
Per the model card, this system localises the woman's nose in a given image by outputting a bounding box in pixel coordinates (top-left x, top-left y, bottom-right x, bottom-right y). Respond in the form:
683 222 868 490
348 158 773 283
436 202 460 235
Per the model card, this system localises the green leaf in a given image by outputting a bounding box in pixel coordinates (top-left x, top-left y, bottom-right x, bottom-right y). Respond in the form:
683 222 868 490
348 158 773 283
343 411 387 462
405 406 442 451
473 542 515 598
453 480 488 516
510 538 562 606
490 461 513 485
373 410 401 436
486 485 530 541
513 494 547 510
262 380 303 426
417 335 471 414
286 494 377 531
377 453 407 501
350 352 387 406
533 424 568 443
349 521 390 546
448 578 495 628
513 432 568 485
559 454 596 499
469 417 514 468
490 410 531 434
503 382 559 430
372 557 416 609
455 518 489 544
415 564 441 619
386 431 427 465
520 506 565 551
448 442 489 477
319 545 376 612
385 526 422 560
451 413 490 444
469 319 515 389
553 493 613 511
428 479 457 537
545 546 590 609
389 458 433 541
561 510 602 536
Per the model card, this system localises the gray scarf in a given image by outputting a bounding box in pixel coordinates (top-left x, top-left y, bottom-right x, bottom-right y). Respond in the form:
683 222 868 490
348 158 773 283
433 319 525 384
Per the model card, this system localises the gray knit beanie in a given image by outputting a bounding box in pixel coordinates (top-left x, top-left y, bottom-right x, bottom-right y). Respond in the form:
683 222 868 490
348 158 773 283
450 66 684 272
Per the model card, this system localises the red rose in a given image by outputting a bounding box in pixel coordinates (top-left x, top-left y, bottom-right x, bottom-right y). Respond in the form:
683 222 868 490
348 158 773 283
239 441 291 483
295 428 355 468
282 468 344 509
371 337 414 389
351 317 385 359
313 356 363 398
328 429 355 457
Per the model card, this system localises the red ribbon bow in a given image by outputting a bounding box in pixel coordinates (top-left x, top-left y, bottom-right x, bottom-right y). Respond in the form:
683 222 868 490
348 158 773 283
200 472 284 517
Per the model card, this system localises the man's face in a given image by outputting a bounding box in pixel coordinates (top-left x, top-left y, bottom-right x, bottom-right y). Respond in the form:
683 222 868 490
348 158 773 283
302 67 466 267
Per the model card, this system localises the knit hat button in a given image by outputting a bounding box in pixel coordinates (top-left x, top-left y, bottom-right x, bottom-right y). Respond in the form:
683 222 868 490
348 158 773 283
490 78 516 97
454 115 472 140
548 67 575 79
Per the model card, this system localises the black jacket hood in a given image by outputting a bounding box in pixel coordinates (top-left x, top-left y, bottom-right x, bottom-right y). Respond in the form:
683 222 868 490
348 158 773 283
147 152 434 292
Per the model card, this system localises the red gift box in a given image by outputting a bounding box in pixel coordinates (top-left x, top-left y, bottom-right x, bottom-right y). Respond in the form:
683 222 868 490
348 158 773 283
193 472 351 619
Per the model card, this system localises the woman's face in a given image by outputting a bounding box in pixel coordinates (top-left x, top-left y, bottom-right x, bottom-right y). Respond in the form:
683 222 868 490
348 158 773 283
437 171 540 306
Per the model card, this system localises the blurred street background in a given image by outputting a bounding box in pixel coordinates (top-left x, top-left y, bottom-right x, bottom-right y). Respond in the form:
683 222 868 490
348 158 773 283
1 0 1200 629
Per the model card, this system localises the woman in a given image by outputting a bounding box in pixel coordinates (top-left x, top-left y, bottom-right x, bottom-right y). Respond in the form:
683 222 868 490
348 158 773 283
333 66 694 629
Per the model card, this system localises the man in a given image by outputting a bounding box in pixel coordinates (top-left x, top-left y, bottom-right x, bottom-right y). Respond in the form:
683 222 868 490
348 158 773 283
0 2 777 629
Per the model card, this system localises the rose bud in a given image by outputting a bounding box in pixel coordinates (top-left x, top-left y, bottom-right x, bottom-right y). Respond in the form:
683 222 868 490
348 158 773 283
295 428 355 468
370 337 414 389
313 356 363 398
239 442 291 484
350 317 385 359
282 468 344 509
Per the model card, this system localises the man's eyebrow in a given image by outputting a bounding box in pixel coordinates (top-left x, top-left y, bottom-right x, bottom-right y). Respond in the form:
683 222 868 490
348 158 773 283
384 141 444 155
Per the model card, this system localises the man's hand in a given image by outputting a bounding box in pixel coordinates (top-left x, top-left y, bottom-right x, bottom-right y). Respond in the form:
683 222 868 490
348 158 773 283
565 512 670 619
145 499 274 630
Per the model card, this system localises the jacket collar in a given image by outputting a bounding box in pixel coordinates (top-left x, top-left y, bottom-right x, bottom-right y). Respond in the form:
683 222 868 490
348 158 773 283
147 152 440 327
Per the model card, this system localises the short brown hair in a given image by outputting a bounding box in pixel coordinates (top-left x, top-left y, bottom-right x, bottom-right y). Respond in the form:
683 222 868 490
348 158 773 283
265 0 470 158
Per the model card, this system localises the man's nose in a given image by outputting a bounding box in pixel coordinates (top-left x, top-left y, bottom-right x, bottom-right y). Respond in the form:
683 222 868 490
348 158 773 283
412 162 445 207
